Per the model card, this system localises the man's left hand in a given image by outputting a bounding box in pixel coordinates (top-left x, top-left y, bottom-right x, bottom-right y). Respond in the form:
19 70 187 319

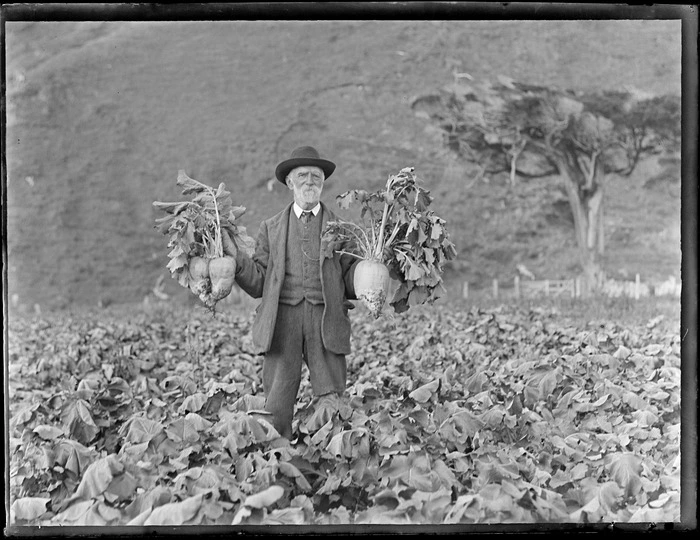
382 244 394 262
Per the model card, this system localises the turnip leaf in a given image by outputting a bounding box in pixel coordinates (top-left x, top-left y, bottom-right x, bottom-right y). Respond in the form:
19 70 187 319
11 497 49 522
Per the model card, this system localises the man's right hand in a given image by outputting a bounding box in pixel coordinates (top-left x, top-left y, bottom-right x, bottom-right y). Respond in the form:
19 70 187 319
221 229 238 257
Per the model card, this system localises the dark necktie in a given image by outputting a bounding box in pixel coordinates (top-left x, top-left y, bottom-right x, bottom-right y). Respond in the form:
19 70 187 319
301 211 312 223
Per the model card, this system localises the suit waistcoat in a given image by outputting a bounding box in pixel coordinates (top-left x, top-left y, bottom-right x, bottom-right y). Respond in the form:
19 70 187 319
279 209 324 305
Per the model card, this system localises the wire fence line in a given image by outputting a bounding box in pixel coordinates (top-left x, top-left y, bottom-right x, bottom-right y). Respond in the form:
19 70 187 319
462 274 682 301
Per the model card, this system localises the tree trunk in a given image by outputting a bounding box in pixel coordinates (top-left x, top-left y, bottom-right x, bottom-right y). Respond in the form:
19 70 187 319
556 154 606 296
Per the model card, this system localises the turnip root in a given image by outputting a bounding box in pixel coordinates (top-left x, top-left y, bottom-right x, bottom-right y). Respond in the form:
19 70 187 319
209 256 237 300
198 290 216 310
354 259 390 318
188 256 210 296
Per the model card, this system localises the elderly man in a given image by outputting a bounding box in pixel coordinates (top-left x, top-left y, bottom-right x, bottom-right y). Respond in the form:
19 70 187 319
223 146 359 440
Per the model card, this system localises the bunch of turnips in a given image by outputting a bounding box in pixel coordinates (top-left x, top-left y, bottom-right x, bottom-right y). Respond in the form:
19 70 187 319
153 171 255 311
322 166 456 318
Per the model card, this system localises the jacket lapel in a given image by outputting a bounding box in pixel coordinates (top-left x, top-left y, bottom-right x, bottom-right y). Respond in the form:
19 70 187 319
270 203 292 283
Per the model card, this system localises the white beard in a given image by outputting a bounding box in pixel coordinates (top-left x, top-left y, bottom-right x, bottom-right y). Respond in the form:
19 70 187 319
293 184 322 207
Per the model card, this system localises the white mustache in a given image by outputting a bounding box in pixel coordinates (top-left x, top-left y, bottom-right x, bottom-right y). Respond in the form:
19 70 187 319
297 186 321 195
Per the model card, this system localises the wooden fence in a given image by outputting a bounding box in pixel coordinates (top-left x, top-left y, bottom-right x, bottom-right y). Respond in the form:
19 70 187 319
514 276 581 299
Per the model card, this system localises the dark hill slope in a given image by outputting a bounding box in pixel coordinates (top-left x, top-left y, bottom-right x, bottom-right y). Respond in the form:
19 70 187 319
5 20 681 309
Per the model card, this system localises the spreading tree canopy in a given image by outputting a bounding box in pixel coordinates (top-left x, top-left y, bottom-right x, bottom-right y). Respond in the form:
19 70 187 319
413 76 681 292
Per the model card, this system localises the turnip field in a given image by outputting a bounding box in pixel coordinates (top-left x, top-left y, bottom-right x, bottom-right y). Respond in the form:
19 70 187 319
7 299 682 527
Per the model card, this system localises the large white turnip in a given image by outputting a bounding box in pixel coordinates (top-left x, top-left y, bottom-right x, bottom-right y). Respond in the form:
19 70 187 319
354 259 390 318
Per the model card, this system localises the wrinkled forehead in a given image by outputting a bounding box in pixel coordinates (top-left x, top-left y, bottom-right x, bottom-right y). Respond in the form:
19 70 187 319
289 165 325 178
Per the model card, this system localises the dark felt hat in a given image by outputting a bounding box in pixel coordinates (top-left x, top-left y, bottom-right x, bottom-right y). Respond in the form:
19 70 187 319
275 146 336 184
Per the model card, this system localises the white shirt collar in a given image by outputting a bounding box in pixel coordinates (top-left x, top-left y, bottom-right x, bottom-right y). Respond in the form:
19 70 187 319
292 202 321 218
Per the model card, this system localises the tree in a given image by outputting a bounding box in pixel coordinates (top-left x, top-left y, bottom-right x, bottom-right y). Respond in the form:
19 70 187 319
413 76 681 294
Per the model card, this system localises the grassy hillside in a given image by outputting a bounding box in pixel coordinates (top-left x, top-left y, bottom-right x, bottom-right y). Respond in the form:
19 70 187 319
5 20 682 310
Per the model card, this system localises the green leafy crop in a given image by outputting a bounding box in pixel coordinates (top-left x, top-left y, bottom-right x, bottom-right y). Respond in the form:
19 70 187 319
8 301 681 526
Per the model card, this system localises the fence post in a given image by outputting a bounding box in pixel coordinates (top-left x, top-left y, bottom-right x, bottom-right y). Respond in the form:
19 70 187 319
571 278 576 298
635 274 640 300
492 279 499 299
514 275 520 299
545 279 550 296
462 281 469 300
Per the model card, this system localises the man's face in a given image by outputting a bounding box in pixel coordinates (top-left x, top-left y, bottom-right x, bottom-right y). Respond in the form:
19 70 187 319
286 166 324 209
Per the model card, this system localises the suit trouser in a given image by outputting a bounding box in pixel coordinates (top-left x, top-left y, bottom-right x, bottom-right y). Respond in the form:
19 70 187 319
263 301 346 439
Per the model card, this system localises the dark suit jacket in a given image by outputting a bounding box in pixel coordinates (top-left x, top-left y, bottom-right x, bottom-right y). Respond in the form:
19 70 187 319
234 202 358 355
